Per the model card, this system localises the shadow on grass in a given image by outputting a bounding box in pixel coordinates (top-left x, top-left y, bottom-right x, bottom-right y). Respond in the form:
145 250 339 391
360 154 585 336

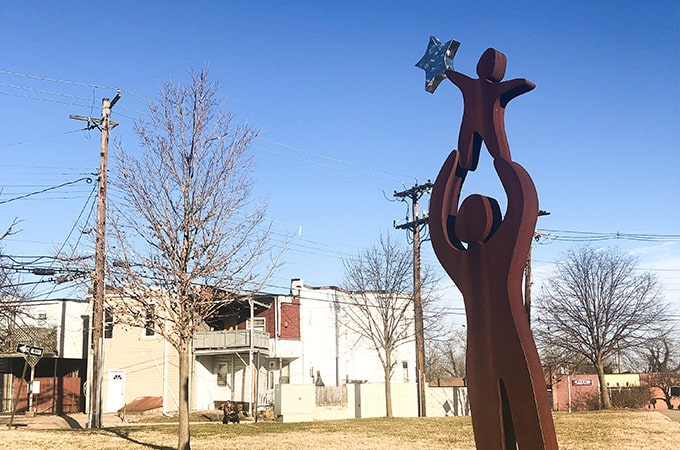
98 428 175 450
59 414 82 429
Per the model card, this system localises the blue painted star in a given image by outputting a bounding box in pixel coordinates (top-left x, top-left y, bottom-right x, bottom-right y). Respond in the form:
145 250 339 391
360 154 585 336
415 36 460 93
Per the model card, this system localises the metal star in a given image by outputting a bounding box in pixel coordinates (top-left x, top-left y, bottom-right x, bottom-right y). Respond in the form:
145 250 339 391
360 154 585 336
415 36 460 93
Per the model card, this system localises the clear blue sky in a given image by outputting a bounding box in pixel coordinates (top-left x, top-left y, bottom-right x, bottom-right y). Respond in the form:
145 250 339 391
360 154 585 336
1 1 678 321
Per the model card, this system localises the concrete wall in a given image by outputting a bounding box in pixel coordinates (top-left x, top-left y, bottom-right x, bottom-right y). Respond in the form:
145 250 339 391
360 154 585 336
275 383 315 422
552 374 600 411
604 373 640 388
355 382 418 418
313 386 356 421
274 382 417 422
426 386 470 417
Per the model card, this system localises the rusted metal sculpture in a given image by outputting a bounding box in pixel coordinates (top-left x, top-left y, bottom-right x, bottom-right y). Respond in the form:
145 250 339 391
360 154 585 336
419 38 558 449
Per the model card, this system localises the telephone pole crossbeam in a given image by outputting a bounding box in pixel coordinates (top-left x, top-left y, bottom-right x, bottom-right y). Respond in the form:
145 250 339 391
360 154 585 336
393 181 432 418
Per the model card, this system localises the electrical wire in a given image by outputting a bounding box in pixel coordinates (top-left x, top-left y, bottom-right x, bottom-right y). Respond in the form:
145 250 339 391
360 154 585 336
22 182 98 300
257 136 416 180
0 128 85 149
0 177 93 205
0 81 93 101
537 228 680 243
0 89 91 108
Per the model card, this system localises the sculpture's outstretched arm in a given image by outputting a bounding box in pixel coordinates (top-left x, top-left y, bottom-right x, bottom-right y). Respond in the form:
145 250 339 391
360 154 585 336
499 78 536 108
445 70 473 92
491 158 539 272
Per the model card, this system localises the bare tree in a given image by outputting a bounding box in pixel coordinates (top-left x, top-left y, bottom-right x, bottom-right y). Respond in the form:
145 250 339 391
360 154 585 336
1 220 28 344
341 233 415 417
535 246 669 409
109 69 273 450
638 335 680 409
1 218 19 242
425 327 467 381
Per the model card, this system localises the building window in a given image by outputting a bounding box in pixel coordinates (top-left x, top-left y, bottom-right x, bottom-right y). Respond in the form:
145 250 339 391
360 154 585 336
104 308 114 339
144 305 155 337
402 361 409 383
36 312 48 327
246 317 265 332
217 362 231 387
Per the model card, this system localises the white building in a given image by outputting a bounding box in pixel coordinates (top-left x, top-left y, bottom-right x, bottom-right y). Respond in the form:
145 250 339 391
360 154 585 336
0 298 90 413
291 279 416 387
102 278 417 416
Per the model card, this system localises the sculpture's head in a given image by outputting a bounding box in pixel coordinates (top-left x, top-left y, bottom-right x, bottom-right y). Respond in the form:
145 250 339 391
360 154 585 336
476 48 507 82
455 194 502 244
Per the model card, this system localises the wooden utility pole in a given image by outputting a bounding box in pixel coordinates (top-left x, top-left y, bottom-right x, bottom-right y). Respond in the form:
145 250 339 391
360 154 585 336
524 211 550 325
70 92 120 428
524 243 534 323
394 181 433 417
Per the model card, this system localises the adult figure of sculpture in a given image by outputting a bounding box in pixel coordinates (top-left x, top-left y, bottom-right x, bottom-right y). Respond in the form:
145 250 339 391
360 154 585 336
428 47 558 449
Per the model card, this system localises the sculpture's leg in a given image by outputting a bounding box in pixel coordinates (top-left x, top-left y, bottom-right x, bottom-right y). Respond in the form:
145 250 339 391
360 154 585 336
499 378 518 449
496 315 559 450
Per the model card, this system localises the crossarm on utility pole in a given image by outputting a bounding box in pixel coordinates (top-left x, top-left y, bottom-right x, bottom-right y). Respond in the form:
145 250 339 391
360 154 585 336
393 181 433 417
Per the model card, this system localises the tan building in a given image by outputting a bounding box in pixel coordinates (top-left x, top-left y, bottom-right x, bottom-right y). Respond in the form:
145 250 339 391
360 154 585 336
99 318 180 414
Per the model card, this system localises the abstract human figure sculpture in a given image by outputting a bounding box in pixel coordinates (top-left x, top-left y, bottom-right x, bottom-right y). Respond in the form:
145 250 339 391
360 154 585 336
419 39 558 449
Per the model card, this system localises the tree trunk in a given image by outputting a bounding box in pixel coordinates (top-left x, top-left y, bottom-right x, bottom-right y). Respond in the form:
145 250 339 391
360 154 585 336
595 362 611 409
384 353 393 418
178 342 191 450
665 392 673 409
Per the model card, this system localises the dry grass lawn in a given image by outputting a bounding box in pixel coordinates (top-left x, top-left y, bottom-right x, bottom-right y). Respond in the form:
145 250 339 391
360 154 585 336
1 410 678 449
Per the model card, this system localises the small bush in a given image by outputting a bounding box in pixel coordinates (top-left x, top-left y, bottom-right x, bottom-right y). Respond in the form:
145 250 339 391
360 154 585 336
610 387 651 409
571 391 601 411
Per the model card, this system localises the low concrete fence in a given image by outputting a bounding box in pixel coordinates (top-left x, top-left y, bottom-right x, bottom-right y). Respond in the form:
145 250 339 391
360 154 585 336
274 383 469 422
274 382 418 422
426 386 470 417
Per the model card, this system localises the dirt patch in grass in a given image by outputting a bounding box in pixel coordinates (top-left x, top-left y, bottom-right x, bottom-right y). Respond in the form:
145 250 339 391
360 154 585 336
1 410 678 449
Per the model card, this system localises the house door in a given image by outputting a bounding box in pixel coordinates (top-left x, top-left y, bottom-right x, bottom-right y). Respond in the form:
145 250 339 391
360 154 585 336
106 370 125 413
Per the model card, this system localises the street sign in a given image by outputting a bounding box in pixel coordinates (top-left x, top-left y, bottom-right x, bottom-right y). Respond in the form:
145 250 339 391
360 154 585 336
15 343 44 358
16 343 30 354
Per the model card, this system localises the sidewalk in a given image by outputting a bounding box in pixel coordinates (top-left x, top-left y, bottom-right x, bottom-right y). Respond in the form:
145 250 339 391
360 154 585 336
659 409 680 424
0 412 124 430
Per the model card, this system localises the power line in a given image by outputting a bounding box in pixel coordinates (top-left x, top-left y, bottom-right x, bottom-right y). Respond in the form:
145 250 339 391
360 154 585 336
0 70 116 89
0 81 93 101
0 69 152 104
24 182 98 300
0 128 85 149
257 136 418 181
0 89 91 108
532 259 680 273
0 177 93 205
537 228 680 243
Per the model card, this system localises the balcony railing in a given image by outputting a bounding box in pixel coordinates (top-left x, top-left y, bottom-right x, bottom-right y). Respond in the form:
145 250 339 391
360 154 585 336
193 329 270 352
